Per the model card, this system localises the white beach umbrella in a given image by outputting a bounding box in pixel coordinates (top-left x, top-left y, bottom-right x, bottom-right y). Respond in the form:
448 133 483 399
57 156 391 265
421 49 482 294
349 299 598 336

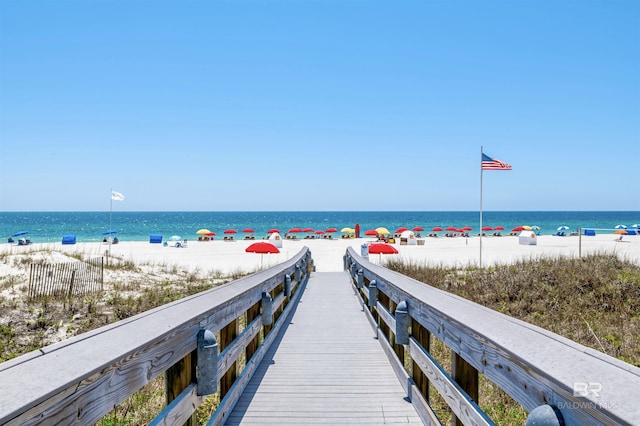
614 224 627 229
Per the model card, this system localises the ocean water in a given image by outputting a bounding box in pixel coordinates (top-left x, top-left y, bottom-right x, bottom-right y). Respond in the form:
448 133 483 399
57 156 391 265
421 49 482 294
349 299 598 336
0 211 638 244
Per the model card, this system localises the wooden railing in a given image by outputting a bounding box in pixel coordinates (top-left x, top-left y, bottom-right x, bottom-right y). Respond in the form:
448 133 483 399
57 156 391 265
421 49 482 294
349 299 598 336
0 247 313 426
344 246 640 426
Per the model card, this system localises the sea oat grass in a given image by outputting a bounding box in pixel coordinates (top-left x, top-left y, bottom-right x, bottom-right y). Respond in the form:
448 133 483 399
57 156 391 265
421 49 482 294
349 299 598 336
384 252 640 423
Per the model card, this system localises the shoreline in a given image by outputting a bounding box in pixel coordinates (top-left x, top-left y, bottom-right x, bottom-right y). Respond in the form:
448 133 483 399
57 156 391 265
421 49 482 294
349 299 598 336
1 234 638 275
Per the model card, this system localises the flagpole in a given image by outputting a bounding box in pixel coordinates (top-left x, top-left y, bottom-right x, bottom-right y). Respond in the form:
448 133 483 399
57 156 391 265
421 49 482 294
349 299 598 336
479 146 483 267
109 188 113 256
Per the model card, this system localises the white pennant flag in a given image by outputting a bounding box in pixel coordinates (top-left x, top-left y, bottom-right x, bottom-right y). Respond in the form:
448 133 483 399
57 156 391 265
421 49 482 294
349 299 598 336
111 190 125 201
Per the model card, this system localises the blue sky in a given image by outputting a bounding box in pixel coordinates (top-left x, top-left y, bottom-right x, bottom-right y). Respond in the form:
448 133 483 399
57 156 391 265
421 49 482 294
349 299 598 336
1 0 638 212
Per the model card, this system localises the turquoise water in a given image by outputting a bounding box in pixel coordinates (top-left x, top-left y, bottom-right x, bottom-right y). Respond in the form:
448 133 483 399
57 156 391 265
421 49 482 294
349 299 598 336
1 211 638 243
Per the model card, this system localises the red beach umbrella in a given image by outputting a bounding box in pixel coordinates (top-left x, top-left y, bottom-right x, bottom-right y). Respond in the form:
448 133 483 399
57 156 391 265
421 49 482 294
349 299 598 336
246 241 280 267
314 230 325 235
205 232 216 236
461 226 473 231
303 227 314 233
368 243 399 254
482 226 493 231
267 229 280 234
412 226 424 232
364 229 378 236
245 241 280 254
432 227 443 232
446 226 458 232
512 226 525 232
224 229 237 234
325 228 338 233
242 228 255 233
395 227 409 233
288 228 303 233
494 226 505 231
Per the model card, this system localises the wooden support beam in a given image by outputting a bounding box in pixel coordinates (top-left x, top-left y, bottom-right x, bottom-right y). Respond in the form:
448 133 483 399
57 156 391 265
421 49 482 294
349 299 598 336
451 352 479 426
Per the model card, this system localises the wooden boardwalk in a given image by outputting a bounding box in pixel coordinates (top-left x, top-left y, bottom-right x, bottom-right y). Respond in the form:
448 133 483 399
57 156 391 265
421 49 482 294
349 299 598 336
225 271 422 425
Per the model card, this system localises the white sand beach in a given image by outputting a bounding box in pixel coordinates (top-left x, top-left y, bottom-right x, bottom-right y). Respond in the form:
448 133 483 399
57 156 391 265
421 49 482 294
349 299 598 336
2 234 638 276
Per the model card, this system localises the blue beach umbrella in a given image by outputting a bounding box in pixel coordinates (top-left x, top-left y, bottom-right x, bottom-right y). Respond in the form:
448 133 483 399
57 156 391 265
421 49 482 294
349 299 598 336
12 231 28 237
556 226 569 231
614 224 627 230
102 229 118 235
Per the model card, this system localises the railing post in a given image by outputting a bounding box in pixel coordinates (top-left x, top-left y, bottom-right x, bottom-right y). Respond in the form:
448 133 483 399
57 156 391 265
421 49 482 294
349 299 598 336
368 280 377 308
262 291 273 325
451 352 479 426
196 329 218 396
395 301 409 345
526 405 564 426
295 265 301 283
357 269 364 289
343 254 347 270
285 274 292 297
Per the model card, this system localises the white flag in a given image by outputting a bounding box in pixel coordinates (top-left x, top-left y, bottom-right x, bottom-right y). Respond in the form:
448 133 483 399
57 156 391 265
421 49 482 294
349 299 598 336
111 190 125 201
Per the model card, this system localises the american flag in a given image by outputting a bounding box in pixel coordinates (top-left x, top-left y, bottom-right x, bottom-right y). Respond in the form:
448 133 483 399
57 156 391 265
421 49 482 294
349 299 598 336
482 153 512 170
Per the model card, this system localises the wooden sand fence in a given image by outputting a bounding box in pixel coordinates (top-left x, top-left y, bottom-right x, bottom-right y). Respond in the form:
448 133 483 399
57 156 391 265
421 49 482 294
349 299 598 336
28 257 104 301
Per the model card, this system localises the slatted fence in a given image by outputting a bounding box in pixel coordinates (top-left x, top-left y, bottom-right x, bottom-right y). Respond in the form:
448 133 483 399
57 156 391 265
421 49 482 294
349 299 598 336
28 257 104 300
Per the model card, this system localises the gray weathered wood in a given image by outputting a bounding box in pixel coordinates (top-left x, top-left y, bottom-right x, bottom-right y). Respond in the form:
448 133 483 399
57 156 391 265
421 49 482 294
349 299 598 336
346 246 640 426
225 271 421 425
0 249 309 425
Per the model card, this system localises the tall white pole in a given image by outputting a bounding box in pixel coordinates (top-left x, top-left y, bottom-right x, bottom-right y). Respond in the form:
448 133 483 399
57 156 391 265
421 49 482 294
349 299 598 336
479 146 483 267
109 188 113 256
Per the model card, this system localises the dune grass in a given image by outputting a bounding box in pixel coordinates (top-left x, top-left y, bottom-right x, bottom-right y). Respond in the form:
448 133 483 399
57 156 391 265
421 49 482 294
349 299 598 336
383 252 640 425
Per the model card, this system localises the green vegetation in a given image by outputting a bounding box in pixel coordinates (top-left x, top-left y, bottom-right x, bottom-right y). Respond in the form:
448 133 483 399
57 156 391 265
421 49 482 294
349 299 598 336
0 248 248 425
384 252 640 425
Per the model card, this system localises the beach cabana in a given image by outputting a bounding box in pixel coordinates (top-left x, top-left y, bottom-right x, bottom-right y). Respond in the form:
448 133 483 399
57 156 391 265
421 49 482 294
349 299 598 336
267 232 283 248
150 234 163 244
61 235 76 245
518 231 537 245
400 230 417 245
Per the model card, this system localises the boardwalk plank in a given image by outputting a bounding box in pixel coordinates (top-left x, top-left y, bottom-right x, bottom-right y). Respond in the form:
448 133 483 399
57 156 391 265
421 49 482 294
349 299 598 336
225 271 421 425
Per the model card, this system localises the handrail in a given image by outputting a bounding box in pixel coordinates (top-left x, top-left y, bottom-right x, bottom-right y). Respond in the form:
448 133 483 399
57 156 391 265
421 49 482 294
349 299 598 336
0 247 313 426
345 246 640 426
